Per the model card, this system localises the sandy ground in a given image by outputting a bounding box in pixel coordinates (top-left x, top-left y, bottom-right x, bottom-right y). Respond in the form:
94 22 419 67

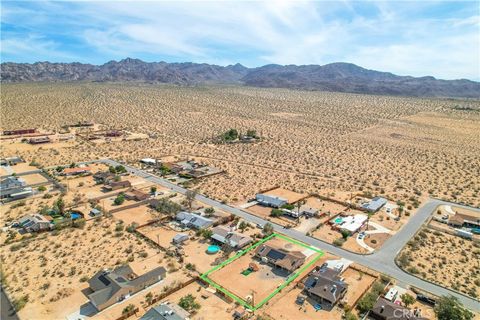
2 84 478 210
138 225 190 249
19 173 49 185
91 269 191 320
182 239 223 274
341 266 377 307
263 187 306 204
145 281 234 320
208 237 318 306
0 219 162 320
261 285 344 320
246 205 296 227
208 251 286 304
398 228 480 299
112 205 158 226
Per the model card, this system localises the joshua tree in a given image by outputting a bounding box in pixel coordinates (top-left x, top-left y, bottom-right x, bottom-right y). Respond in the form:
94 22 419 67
185 189 197 210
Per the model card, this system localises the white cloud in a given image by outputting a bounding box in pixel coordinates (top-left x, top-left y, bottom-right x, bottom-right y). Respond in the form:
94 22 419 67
1 1 479 79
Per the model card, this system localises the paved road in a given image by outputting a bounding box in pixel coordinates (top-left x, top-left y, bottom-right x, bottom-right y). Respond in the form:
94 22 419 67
100 159 480 311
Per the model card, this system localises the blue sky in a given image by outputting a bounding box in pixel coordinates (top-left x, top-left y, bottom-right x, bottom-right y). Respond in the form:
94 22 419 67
1 1 479 80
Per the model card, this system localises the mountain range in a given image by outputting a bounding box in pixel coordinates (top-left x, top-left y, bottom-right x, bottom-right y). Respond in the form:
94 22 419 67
1 58 479 98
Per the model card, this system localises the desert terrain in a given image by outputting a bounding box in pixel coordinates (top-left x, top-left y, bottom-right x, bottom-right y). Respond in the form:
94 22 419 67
398 227 480 299
1 83 479 208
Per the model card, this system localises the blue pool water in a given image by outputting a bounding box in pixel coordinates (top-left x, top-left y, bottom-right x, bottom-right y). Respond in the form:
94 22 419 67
71 213 81 220
207 245 220 254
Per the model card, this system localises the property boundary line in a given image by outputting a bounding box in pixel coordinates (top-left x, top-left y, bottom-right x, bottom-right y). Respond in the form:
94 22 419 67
200 232 323 311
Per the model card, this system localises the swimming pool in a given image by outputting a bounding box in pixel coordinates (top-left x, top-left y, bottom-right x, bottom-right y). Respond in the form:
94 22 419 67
334 217 343 224
70 212 83 220
207 245 220 254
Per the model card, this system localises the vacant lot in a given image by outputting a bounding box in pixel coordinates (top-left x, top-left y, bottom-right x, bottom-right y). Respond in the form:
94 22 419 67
263 187 306 204
246 204 295 227
398 228 480 299
0 219 162 320
2 83 478 208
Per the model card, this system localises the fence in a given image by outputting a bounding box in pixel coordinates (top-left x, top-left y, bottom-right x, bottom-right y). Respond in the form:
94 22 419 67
108 199 150 214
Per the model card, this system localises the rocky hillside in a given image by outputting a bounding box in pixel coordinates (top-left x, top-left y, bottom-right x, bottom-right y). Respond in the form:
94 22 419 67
1 58 478 98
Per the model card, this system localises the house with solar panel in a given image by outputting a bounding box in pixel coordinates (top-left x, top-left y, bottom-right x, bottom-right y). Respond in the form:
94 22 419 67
303 266 348 310
87 265 166 311
17 214 51 232
255 243 306 272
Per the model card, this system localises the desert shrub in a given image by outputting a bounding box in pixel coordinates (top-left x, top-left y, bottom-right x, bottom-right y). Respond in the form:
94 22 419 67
333 238 345 247
13 295 29 311
179 294 201 312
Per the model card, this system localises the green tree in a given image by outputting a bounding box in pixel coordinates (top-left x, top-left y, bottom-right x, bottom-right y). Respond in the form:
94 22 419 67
341 229 351 240
185 189 197 210
263 223 274 235
37 185 47 192
200 229 213 239
246 129 257 138
53 197 66 215
115 165 127 173
400 293 415 308
152 198 181 216
204 207 215 214
356 292 377 313
114 193 125 205
434 296 474 320
145 292 153 306
179 294 201 312
122 304 136 315
345 311 358 320
270 208 283 217
150 186 157 194
239 221 248 232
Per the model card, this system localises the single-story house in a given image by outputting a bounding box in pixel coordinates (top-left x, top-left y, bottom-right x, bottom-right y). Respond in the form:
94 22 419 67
62 166 91 176
333 214 368 234
124 189 150 201
1 176 31 199
89 208 102 217
9 188 33 200
87 265 166 311
362 197 388 212
29 136 51 144
93 171 116 184
140 158 157 165
448 212 480 229
370 297 427 320
1 176 26 190
255 243 306 272
256 193 288 208
211 225 252 249
0 156 24 166
301 207 319 217
18 214 51 232
172 233 189 245
2 128 36 136
103 180 132 191
304 267 348 309
176 212 213 229
141 302 190 320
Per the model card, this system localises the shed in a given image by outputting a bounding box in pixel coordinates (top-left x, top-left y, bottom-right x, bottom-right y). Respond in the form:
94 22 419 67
172 233 189 244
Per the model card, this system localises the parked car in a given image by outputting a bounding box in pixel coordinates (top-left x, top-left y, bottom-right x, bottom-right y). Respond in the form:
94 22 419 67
296 295 306 305
416 294 436 306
